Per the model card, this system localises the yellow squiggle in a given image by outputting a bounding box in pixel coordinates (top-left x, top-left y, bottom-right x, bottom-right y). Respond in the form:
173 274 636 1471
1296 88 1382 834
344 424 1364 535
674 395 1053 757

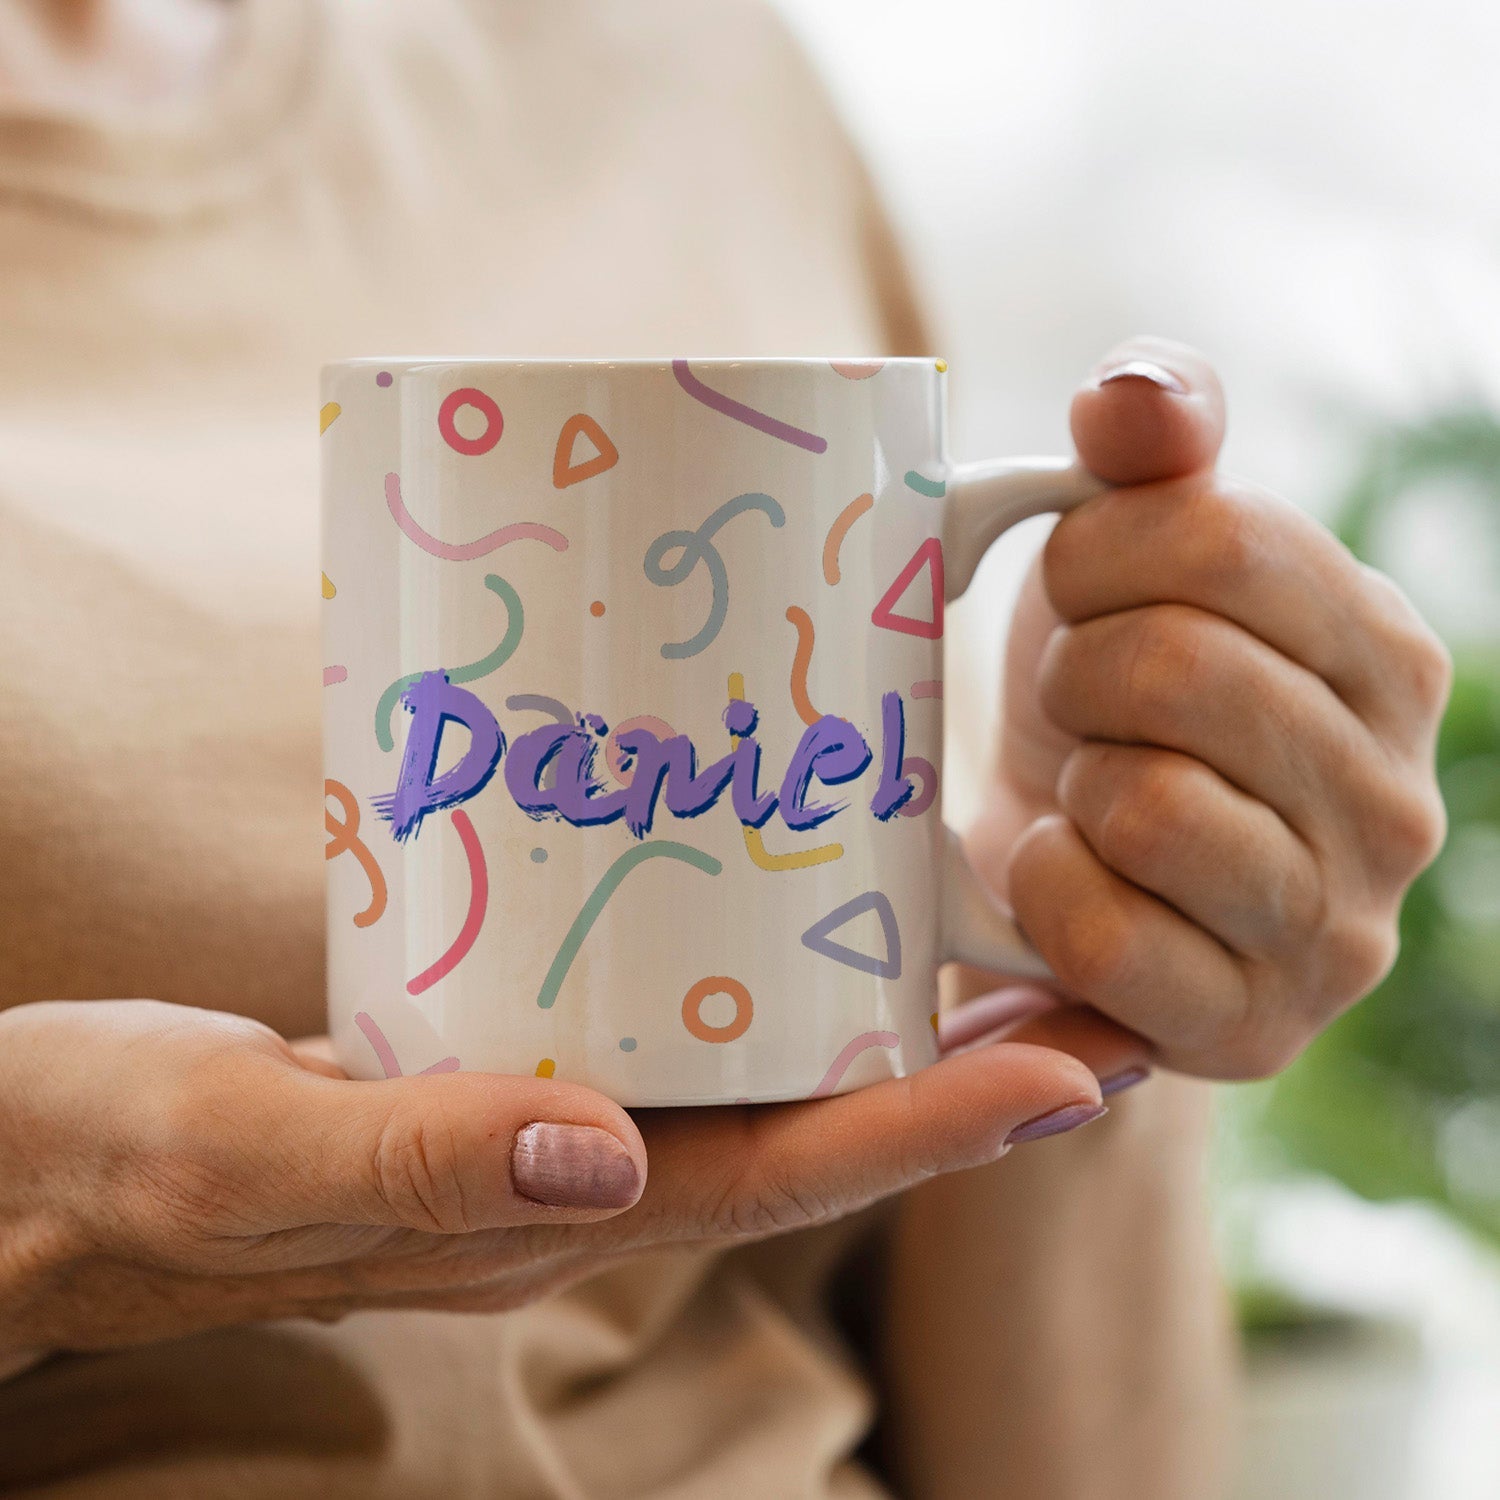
743 824 843 871
728 671 843 871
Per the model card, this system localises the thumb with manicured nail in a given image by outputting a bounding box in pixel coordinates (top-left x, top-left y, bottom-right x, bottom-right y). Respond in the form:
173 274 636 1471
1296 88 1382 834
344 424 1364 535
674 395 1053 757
1069 335 1226 486
248 1065 649 1235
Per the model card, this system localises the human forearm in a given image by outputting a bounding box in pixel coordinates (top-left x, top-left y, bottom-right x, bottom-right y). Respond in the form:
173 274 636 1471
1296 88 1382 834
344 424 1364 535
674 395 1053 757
878 1075 1235 1500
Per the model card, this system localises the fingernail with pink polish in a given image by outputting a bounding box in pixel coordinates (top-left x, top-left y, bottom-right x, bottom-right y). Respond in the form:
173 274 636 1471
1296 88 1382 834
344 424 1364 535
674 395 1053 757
1004 1103 1108 1146
1096 359 1187 395
512 1123 641 1209
1100 1066 1150 1097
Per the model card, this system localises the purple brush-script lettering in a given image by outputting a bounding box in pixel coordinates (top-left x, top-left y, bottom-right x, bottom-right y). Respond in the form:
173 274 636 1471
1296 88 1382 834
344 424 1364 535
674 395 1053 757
372 672 916 843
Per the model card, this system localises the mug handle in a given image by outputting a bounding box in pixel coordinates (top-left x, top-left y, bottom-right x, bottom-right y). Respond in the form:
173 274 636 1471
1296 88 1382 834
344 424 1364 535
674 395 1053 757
938 456 1106 979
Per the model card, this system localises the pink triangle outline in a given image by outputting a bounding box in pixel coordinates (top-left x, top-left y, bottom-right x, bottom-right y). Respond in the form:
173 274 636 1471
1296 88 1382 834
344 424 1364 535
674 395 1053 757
870 536 945 639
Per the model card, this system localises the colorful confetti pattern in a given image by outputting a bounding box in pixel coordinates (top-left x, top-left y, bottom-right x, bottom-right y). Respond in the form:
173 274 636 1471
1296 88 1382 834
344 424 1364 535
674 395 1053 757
322 358 953 1103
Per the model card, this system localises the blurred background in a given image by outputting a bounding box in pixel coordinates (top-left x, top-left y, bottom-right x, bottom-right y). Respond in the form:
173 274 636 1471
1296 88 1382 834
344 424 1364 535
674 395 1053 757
771 0 1500 1494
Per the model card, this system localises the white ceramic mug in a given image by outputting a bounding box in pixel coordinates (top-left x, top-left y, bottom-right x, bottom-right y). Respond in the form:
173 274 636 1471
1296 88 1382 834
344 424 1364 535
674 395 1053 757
321 357 1100 1105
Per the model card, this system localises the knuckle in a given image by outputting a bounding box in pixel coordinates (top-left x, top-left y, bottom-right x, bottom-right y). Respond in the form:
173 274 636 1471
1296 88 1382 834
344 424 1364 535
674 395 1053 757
371 1104 472 1235
1121 608 1205 726
1215 918 1397 1082
1321 918 1400 1004
1410 630 1454 716
1277 856 1330 951
1369 781 1449 880
1009 817 1142 999
719 1169 836 1242
1036 624 1084 717
1090 755 1187 876
1362 566 1454 716
704 1134 843 1243
1205 977 1307 1081
1007 813 1065 892
1181 483 1269 592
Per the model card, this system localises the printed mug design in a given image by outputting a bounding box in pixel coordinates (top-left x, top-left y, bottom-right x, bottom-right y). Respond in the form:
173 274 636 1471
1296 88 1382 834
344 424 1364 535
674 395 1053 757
322 358 964 1105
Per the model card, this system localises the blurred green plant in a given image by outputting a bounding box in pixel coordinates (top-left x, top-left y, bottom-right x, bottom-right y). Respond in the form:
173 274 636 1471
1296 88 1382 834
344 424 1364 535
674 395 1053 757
1234 407 1500 1253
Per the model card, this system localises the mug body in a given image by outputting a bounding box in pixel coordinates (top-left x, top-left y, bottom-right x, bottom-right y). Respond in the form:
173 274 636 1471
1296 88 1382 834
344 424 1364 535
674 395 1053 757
321 357 951 1105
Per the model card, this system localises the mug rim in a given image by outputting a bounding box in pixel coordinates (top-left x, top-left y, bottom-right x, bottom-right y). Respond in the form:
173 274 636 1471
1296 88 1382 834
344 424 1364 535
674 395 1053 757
322 355 943 376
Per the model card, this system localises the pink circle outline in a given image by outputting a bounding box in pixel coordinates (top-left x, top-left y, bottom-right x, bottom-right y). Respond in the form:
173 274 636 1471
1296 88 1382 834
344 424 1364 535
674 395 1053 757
438 387 504 456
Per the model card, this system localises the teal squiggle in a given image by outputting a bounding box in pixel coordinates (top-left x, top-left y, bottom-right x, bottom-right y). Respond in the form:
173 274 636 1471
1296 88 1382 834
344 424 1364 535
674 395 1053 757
903 470 946 499
537 841 723 1010
374 573 524 752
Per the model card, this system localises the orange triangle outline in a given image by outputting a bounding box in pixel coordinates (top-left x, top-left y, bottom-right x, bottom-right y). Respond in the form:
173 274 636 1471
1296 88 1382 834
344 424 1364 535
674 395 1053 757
553 412 620 489
870 536 944 639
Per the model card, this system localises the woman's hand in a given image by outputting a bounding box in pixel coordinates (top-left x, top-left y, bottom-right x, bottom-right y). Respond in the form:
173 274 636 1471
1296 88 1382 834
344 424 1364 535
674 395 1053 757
965 335 1450 1079
0 998 1106 1364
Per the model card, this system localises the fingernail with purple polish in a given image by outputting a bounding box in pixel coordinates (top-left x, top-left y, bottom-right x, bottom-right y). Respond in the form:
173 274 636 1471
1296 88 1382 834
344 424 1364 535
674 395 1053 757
1004 1103 1108 1146
512 1123 641 1209
1096 359 1187 395
1100 1066 1151 1097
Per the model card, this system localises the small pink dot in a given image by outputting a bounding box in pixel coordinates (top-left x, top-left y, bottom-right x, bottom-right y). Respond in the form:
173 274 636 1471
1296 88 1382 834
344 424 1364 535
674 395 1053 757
376 371 393 387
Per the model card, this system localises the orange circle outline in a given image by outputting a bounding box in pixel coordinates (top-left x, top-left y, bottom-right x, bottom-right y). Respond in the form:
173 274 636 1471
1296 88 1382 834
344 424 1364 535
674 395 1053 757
681 976 753 1043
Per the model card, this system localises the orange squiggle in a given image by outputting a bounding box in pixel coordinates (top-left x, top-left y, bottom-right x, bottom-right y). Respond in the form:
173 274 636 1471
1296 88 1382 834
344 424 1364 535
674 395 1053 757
324 778 387 928
821 492 874 585
784 606 821 727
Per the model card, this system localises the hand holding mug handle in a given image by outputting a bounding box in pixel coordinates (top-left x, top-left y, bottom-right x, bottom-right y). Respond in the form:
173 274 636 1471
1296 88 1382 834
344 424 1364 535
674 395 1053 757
939 457 1105 978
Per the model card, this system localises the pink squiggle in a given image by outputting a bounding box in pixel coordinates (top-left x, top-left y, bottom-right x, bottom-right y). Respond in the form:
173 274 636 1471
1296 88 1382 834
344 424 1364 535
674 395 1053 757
406 809 488 996
911 679 943 699
672 360 828 454
384 472 568 560
354 1010 460 1078
323 665 348 687
808 1029 901 1098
